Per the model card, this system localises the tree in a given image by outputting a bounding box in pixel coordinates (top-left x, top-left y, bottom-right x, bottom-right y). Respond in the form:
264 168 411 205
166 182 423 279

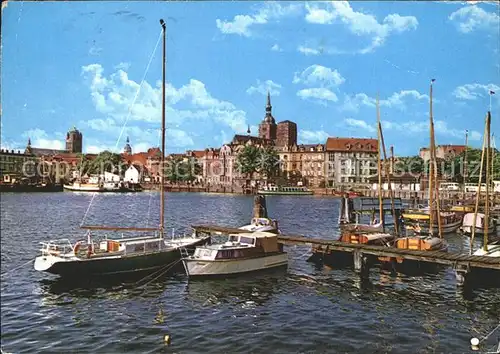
88 151 125 175
235 145 280 182
257 146 280 179
235 145 261 181
445 148 500 183
164 157 202 183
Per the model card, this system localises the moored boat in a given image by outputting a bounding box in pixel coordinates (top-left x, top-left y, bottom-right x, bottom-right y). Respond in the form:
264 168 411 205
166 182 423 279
181 231 288 278
239 217 280 233
258 184 313 196
63 182 102 192
34 231 210 277
461 212 498 236
403 210 462 234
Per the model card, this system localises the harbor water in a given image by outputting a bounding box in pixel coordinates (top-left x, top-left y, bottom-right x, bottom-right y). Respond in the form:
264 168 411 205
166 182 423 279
1 192 499 353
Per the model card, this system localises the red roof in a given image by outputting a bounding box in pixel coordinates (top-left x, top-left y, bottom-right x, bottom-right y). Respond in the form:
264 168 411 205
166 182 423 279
325 137 377 152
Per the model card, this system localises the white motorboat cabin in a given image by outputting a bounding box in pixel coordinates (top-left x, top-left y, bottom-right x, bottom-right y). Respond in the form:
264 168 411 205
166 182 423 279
191 231 284 261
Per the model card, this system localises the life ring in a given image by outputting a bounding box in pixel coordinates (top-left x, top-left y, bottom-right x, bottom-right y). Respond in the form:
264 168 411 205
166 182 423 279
73 241 83 256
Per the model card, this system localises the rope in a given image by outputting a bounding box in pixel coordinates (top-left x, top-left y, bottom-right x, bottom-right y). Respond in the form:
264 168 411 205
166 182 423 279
80 29 163 227
1 259 34 277
114 29 163 151
479 323 500 344
135 259 182 288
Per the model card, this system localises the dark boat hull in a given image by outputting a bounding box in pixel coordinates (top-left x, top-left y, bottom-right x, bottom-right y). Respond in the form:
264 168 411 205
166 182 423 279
39 237 209 278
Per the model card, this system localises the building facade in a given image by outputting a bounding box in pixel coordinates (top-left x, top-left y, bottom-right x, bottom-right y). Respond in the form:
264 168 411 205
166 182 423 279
419 144 466 161
325 137 378 187
276 144 326 187
0 149 37 182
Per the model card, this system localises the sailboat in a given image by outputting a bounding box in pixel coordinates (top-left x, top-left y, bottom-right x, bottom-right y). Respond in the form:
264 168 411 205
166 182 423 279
34 19 211 278
395 80 448 255
338 94 395 246
471 111 500 257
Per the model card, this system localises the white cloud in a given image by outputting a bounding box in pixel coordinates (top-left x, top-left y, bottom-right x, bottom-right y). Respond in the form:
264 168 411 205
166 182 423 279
114 62 131 71
216 2 301 37
449 5 499 33
293 64 345 87
297 88 338 105
81 63 252 134
344 118 376 133
21 129 66 150
342 117 482 142
452 83 500 100
246 79 282 96
299 130 329 143
297 45 321 56
271 44 282 52
341 90 429 112
303 1 418 54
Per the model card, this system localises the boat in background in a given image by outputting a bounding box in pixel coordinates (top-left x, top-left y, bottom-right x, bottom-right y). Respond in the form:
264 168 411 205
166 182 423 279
258 184 313 196
403 210 462 234
461 212 498 236
181 231 287 278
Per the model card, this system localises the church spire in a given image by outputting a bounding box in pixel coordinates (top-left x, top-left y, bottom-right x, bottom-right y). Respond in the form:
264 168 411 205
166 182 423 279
247 125 251 135
27 137 31 146
266 90 272 115
263 90 275 123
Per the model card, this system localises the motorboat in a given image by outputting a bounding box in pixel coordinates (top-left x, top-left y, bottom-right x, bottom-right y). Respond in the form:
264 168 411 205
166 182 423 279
181 231 288 278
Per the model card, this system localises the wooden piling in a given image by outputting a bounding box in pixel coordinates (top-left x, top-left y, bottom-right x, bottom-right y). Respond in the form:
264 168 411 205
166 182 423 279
253 195 268 219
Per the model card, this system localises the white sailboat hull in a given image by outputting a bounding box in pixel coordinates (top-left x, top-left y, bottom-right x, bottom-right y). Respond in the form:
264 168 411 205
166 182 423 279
63 183 102 192
182 253 288 277
473 244 500 257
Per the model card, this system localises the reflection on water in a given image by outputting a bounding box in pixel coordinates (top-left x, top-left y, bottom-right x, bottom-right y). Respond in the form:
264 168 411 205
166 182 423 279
1 192 499 353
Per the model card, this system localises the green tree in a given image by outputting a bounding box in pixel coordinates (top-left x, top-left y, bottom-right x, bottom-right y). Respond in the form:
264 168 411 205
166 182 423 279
235 145 261 181
75 153 92 176
235 145 280 182
257 146 280 178
164 157 202 183
88 151 125 175
444 148 500 183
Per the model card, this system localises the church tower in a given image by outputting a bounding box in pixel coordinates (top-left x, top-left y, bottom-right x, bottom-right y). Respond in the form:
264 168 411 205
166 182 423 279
123 136 132 155
66 127 83 153
258 91 277 142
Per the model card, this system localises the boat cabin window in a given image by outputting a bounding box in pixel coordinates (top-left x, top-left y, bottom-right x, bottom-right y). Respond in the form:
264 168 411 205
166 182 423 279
239 236 255 245
228 235 238 242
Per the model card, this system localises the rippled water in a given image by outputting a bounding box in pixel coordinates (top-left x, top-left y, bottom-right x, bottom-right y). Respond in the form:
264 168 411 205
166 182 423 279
1 192 499 353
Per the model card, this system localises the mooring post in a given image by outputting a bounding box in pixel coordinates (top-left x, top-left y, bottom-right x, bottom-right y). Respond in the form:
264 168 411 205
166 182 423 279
253 195 268 219
455 263 470 288
353 250 369 278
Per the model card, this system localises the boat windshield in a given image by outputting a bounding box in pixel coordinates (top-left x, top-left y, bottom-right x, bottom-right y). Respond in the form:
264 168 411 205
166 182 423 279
239 236 255 245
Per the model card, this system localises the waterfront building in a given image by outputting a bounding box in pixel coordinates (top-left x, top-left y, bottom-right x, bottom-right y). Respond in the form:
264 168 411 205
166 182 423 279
124 164 142 184
419 144 466 161
0 148 37 183
325 137 378 188
122 147 162 183
276 143 326 187
123 137 132 155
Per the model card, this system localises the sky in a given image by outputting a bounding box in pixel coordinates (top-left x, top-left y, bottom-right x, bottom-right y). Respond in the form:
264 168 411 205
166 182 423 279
1 1 499 156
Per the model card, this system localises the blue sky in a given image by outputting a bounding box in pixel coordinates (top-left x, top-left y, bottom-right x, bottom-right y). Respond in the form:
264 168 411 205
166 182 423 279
1 1 499 156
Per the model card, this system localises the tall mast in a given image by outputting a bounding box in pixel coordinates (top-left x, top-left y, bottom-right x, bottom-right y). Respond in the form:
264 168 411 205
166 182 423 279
463 130 468 204
159 19 166 236
469 116 488 255
428 79 435 236
376 93 384 231
484 112 491 251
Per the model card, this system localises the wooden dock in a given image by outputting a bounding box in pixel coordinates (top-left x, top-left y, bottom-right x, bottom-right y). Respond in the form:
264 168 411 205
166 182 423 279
192 224 500 287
